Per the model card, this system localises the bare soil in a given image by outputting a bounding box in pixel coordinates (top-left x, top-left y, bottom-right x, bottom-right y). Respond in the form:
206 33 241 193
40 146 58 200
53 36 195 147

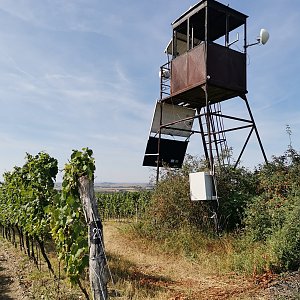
0 240 28 300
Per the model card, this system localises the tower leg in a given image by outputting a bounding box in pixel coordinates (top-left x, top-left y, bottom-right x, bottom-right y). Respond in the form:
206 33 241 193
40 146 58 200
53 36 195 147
204 85 214 171
156 102 163 184
240 95 268 165
197 107 210 166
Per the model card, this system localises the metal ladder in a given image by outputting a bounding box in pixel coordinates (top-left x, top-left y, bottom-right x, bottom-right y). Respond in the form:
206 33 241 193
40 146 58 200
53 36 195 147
159 62 171 99
199 102 231 167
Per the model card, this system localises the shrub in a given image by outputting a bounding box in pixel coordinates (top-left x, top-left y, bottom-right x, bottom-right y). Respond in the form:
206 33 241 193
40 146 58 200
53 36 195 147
136 147 300 274
136 154 257 240
135 155 214 239
243 195 287 242
243 147 300 272
267 195 300 271
215 165 257 231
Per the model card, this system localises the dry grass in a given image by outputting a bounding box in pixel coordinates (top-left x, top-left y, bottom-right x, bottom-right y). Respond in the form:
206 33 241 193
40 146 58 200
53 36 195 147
1 223 273 300
103 221 269 300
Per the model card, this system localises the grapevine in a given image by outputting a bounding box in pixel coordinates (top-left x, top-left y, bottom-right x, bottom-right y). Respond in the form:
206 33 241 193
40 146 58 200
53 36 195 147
0 147 149 299
48 147 96 297
97 191 152 221
0 152 58 271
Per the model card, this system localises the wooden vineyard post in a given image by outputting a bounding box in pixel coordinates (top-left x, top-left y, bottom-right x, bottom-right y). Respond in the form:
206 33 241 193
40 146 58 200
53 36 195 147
78 175 109 300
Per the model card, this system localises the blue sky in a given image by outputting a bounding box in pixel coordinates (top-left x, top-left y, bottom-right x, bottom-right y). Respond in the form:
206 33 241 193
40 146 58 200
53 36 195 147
0 0 299 183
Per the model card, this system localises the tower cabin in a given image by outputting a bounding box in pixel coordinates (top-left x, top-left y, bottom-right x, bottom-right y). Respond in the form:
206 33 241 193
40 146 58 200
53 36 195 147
161 0 248 108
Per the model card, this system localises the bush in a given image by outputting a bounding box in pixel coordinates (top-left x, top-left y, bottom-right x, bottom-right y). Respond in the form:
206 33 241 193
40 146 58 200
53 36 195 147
135 147 300 274
267 195 300 271
215 165 257 231
134 155 213 239
243 195 287 242
136 155 257 240
243 148 300 272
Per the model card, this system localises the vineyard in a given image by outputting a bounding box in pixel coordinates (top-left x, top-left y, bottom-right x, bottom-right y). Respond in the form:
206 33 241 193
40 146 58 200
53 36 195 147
1 147 300 299
0 148 151 299
97 191 151 221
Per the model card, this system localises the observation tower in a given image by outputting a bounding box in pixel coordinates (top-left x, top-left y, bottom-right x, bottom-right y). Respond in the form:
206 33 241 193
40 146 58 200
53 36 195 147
143 0 269 192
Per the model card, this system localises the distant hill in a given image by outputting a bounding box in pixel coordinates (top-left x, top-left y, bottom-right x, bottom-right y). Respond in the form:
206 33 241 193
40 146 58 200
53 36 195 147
54 182 153 192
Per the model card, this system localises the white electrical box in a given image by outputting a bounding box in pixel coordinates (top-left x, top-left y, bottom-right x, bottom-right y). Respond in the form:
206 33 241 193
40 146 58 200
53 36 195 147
189 172 217 201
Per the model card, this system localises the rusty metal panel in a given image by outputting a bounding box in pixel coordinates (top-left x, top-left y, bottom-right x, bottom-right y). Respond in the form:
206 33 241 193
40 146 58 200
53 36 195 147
188 44 206 88
170 42 246 106
228 51 246 91
207 43 246 92
171 52 188 94
171 44 206 95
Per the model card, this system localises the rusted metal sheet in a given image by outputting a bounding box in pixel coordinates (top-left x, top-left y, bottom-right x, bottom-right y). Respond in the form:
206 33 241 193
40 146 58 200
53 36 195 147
163 85 244 109
188 44 206 87
171 43 206 95
207 43 246 92
170 42 246 105
171 52 188 93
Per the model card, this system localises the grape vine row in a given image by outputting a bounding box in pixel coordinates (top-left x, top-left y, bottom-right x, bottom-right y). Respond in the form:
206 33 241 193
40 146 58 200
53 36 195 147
97 191 151 221
0 148 151 298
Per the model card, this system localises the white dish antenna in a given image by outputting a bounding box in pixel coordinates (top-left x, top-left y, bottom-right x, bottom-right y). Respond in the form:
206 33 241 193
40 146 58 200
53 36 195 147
259 28 269 45
246 28 270 48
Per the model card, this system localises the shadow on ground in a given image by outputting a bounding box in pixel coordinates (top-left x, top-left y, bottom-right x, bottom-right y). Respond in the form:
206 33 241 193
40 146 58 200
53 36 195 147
0 256 15 300
107 252 175 298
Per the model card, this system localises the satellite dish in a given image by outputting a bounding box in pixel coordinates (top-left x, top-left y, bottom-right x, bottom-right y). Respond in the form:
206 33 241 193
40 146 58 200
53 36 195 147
246 28 270 48
259 28 269 45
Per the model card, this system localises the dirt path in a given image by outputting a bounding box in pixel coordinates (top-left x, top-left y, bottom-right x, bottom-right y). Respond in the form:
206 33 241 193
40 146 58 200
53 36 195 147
0 223 296 299
103 222 270 299
0 240 28 300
